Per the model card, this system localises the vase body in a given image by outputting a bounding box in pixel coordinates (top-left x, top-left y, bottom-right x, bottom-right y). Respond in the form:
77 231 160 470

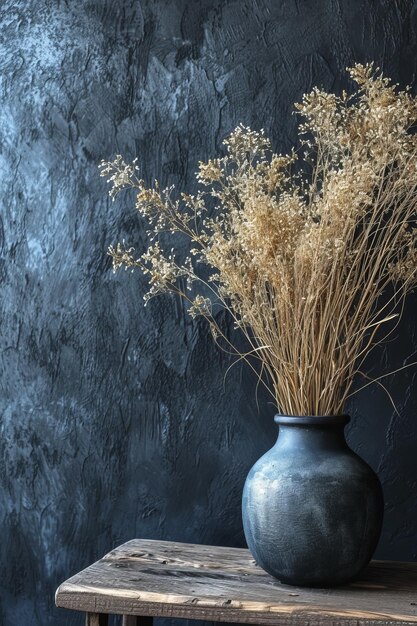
242 415 383 587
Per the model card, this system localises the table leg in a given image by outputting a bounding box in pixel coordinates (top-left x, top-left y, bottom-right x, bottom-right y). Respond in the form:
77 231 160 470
122 617 153 626
85 613 109 626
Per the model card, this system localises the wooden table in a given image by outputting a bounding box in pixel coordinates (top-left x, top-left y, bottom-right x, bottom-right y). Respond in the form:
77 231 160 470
55 538 417 626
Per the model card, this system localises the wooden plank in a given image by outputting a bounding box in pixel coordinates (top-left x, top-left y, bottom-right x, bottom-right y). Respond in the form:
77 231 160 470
55 539 417 625
85 613 108 626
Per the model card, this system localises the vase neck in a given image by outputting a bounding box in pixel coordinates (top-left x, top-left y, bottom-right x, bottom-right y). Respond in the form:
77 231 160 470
274 421 349 453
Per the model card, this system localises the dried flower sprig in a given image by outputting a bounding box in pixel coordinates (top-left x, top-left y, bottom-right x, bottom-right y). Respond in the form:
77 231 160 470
101 64 417 416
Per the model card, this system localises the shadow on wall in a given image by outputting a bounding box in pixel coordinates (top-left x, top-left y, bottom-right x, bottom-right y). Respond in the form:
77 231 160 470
347 298 417 560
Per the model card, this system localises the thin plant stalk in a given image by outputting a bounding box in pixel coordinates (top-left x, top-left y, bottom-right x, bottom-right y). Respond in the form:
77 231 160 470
101 64 417 416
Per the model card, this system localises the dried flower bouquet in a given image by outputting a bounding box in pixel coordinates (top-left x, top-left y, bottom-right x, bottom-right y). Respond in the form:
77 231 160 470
100 64 417 416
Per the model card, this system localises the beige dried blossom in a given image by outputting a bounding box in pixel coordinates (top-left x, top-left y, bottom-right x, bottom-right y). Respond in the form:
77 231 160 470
101 64 417 416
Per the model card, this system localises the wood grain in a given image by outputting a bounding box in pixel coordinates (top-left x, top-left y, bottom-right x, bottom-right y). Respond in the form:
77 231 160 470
55 539 417 625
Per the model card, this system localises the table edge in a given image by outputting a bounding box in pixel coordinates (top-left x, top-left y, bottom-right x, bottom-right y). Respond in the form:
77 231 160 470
55 581 417 625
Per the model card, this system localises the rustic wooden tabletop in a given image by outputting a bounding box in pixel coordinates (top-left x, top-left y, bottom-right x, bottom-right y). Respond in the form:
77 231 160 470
55 538 417 626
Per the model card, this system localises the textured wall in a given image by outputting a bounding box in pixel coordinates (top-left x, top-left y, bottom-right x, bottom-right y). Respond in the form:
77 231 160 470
1 1 417 624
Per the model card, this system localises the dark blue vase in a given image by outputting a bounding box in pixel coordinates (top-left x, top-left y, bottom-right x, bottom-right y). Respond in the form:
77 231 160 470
242 414 383 587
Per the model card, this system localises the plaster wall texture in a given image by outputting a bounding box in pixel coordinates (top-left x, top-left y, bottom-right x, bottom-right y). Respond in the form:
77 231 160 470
1 1 417 624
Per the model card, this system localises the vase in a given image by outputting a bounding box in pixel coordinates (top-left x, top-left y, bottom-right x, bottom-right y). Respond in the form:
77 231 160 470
242 414 383 587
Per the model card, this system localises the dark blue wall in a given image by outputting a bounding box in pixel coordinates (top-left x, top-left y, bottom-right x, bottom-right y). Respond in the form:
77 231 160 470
1 1 417 624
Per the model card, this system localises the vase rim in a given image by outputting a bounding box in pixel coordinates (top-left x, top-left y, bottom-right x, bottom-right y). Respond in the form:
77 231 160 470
274 414 350 426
